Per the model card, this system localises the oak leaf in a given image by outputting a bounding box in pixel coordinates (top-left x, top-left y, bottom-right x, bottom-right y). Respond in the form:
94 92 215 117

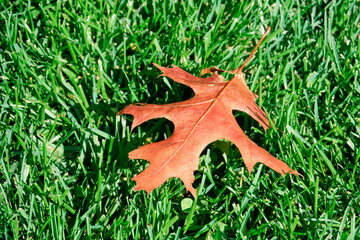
118 27 299 197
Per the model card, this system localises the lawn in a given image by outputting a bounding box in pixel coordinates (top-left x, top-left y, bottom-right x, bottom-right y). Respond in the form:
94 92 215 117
0 0 359 239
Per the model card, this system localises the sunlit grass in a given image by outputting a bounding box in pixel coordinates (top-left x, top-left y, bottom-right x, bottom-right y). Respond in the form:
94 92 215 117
0 0 359 239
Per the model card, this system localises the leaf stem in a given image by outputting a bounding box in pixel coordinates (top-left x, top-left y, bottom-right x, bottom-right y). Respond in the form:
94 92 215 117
237 27 271 74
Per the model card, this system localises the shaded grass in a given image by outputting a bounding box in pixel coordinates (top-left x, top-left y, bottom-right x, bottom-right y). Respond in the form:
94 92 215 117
0 0 359 239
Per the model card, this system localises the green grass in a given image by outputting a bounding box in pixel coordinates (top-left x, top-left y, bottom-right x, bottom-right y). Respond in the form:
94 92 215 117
1 0 359 239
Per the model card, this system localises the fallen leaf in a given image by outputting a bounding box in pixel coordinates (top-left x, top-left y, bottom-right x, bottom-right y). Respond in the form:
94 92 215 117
118 27 299 197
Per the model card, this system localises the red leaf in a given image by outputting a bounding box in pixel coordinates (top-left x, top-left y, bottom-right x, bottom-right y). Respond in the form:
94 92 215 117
118 27 299 197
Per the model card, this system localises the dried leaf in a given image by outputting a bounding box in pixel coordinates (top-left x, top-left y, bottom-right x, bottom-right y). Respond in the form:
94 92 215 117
118 27 299 197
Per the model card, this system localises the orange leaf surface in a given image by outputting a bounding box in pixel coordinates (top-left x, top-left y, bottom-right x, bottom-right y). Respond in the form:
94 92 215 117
118 27 299 197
